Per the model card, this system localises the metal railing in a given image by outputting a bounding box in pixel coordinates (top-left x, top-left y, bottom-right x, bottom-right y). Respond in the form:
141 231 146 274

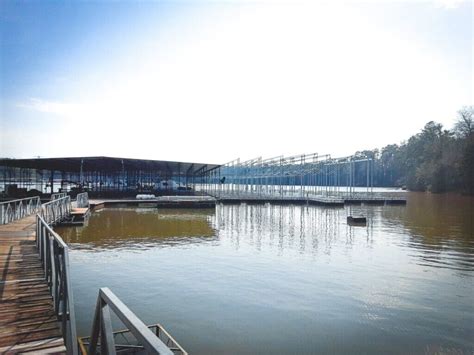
75 192 89 208
52 192 68 200
36 214 78 355
41 195 72 225
79 323 187 355
88 288 177 355
0 196 41 225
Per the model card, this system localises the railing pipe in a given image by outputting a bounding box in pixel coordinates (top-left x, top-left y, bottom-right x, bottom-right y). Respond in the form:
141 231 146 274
0 196 41 225
36 214 78 355
52 192 67 200
75 192 89 208
89 288 174 355
41 195 71 225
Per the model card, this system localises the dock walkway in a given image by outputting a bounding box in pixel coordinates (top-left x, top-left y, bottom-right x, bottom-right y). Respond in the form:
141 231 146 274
0 215 66 354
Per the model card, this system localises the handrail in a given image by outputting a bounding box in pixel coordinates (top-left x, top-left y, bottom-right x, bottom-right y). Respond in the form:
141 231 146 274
52 192 67 200
75 192 89 208
36 214 78 355
79 323 187 355
0 196 41 225
41 195 72 225
89 288 175 355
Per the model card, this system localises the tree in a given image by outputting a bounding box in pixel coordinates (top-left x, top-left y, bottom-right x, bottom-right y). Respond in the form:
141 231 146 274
454 106 474 139
352 107 474 194
460 138 474 194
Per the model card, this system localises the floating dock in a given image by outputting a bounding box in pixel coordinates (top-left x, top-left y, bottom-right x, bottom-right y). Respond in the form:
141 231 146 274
217 195 345 206
211 193 406 207
89 196 217 210
57 207 91 226
88 194 406 210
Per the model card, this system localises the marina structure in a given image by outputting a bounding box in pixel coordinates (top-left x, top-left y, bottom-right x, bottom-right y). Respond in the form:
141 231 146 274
0 153 406 354
0 154 406 205
198 153 405 205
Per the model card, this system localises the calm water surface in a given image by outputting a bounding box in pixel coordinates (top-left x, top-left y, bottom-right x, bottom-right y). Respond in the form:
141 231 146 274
56 192 474 354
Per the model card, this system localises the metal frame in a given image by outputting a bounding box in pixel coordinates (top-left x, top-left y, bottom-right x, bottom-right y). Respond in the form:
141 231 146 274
198 152 375 200
88 287 177 355
75 192 89 208
36 214 78 355
41 195 72 225
0 196 41 225
79 324 187 355
52 192 67 200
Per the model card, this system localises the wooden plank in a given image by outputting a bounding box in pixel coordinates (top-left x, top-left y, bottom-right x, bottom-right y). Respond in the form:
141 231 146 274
1 288 50 300
71 208 88 215
0 320 59 338
0 309 57 324
0 337 65 354
0 328 62 347
21 345 67 354
0 313 57 328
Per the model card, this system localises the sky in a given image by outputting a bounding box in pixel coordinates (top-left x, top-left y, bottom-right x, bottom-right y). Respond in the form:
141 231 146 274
0 0 472 164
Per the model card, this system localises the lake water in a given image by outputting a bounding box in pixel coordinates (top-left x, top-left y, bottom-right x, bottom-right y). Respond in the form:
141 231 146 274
56 192 474 354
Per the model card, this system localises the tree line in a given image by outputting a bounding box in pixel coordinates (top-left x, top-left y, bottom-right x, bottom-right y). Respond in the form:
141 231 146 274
354 106 474 194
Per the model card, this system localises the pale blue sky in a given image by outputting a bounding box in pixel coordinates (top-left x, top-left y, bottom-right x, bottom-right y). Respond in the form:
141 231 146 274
0 0 472 163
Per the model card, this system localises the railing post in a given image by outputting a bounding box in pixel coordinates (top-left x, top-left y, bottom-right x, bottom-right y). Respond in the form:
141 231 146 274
97 288 174 355
89 295 103 354
36 214 40 250
64 251 78 355
101 304 116 355
43 225 48 275
36 214 78 355
49 237 58 312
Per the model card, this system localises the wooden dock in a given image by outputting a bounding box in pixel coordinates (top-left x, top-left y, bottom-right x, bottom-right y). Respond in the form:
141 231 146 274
57 207 91 226
0 216 66 354
0 193 185 354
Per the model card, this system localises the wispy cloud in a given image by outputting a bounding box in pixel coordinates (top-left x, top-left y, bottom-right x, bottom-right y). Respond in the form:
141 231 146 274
4 0 470 161
17 98 81 116
433 0 465 9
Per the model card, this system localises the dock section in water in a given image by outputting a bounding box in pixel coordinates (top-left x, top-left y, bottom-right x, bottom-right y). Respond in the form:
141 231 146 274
217 194 345 206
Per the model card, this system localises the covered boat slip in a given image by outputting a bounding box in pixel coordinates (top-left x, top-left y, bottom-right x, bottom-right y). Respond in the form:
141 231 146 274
0 156 221 198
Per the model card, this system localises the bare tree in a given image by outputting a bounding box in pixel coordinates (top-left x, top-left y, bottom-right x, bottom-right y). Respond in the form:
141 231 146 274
454 106 474 138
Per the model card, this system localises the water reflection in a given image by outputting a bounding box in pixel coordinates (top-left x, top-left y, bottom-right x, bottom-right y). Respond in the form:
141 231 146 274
383 193 473 242
60 198 473 354
214 204 347 255
57 201 474 273
381 193 474 273
55 208 217 250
